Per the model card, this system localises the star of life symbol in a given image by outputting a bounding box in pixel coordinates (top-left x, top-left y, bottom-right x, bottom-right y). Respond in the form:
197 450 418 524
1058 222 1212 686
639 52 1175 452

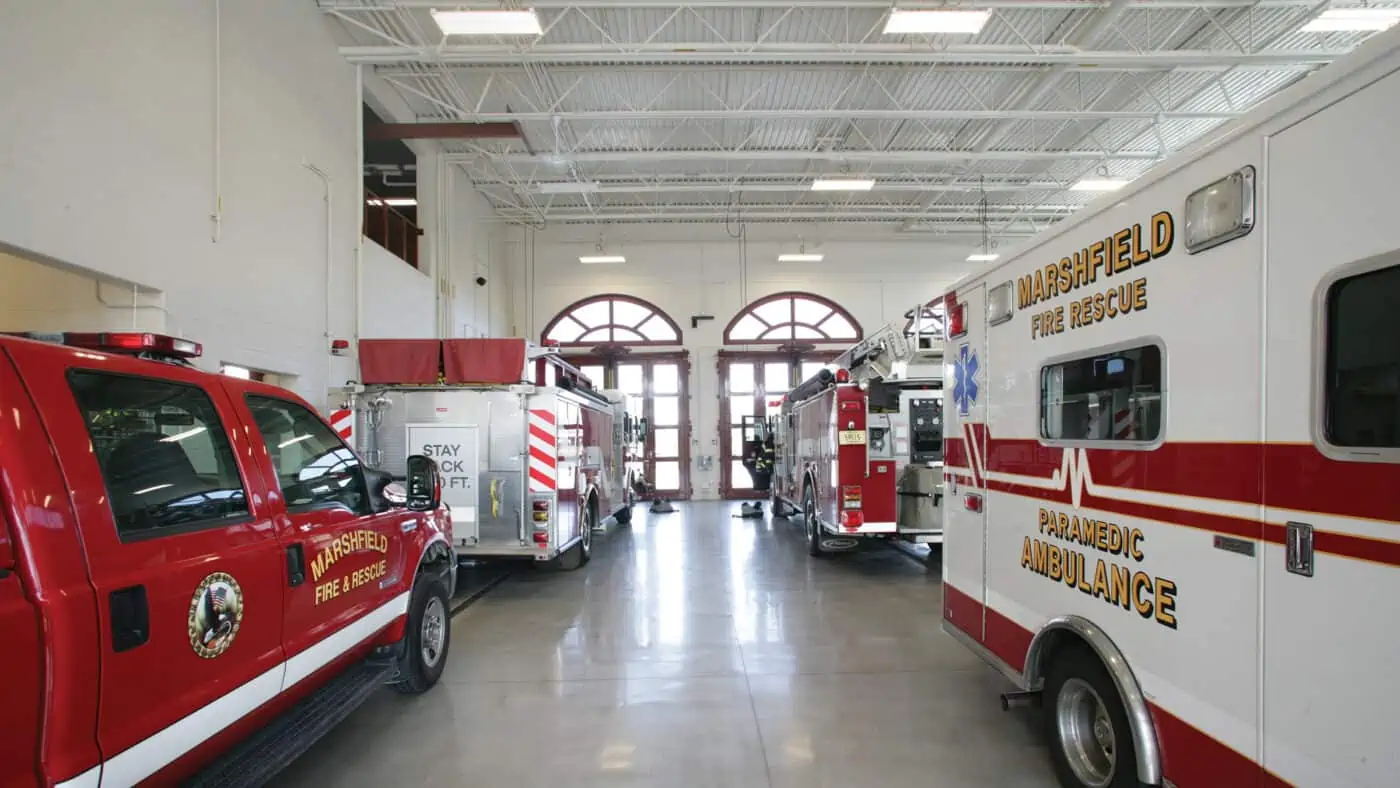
953 343 979 416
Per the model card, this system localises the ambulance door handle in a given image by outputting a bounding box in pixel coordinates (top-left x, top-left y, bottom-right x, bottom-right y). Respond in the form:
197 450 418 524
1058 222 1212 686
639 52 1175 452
109 585 149 652
1285 521 1314 578
286 543 306 587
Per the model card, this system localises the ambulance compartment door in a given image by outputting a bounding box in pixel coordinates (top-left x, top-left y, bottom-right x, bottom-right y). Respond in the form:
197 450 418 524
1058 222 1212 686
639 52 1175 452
1262 69 1400 788
943 284 989 642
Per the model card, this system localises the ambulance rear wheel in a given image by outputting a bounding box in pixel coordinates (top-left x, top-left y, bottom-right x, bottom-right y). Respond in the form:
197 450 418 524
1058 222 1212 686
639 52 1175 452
1044 645 1138 788
803 488 826 558
393 578 451 695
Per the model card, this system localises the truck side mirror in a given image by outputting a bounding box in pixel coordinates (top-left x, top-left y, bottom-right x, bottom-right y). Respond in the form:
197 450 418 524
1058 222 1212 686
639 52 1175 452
405 454 441 512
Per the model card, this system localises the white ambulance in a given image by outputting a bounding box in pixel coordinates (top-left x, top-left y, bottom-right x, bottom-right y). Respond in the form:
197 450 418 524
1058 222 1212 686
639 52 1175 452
938 24 1400 788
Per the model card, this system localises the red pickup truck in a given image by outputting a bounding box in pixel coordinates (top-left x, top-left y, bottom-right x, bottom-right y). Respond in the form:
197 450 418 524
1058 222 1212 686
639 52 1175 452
0 331 457 787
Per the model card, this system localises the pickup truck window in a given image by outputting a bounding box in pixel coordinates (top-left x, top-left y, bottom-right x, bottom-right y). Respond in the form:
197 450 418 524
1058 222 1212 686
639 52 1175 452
245 395 371 516
68 371 250 540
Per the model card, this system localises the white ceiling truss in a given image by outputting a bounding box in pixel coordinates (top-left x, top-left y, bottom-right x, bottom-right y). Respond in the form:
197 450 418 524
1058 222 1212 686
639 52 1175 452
323 0 1393 243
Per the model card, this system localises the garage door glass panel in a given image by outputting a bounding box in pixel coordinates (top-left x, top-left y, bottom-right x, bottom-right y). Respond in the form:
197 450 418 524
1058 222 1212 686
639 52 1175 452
654 428 680 458
728 363 754 394
618 364 644 395
580 365 606 386
68 371 250 540
730 460 754 489
801 361 827 382
580 328 612 343
653 396 680 427
730 396 754 424
764 363 790 394
653 363 679 394
654 461 680 491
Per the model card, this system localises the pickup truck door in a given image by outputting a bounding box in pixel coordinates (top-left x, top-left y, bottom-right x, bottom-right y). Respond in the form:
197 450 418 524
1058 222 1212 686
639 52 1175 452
12 348 287 786
233 390 410 689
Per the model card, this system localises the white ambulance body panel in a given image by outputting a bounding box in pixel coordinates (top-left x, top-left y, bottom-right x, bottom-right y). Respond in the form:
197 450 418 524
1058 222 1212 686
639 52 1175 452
939 27 1400 788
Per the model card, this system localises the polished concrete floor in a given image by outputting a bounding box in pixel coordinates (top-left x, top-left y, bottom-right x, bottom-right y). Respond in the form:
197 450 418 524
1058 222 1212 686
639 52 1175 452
272 502 1058 788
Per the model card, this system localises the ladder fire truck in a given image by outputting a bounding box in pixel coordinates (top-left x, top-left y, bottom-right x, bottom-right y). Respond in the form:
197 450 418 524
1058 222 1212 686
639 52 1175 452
763 316 946 555
332 338 639 570
938 24 1400 788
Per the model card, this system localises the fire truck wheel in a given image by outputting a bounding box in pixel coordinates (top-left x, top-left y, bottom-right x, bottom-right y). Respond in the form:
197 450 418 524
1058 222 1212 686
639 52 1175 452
1044 644 1138 788
393 578 451 695
803 488 826 558
553 501 594 571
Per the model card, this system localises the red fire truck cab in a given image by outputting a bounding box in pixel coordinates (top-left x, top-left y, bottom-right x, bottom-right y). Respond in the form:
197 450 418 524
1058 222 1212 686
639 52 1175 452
0 331 456 788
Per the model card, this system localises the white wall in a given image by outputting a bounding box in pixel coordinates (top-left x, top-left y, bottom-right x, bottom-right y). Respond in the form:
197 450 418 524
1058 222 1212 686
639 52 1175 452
360 240 434 339
0 0 364 400
0 251 168 334
518 223 977 498
0 1 509 403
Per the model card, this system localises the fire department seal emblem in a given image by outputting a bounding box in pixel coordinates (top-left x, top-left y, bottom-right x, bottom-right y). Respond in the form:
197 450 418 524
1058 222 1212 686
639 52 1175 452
188 572 244 659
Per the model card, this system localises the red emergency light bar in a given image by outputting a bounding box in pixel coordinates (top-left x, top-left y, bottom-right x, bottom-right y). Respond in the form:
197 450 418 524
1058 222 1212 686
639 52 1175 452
15 331 203 359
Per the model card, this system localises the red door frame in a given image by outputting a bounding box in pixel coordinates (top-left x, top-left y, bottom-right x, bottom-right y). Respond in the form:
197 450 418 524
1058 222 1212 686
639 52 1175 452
564 351 693 501
717 349 839 500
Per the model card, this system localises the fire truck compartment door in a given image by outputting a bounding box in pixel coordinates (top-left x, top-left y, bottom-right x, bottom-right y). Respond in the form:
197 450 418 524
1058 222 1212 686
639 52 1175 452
406 425 479 534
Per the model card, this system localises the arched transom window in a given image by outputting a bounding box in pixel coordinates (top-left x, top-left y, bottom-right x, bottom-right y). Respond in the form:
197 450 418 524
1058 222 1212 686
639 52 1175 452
724 292 862 345
542 294 682 347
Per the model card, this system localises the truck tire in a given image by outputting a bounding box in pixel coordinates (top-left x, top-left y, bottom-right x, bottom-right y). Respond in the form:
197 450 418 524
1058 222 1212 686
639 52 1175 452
803 487 826 558
393 578 451 695
553 503 594 571
1043 643 1139 788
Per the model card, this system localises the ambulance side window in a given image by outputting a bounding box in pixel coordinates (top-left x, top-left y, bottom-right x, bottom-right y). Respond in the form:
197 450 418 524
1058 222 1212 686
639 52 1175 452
1325 263 1400 449
68 371 250 540
1040 344 1163 443
244 395 371 515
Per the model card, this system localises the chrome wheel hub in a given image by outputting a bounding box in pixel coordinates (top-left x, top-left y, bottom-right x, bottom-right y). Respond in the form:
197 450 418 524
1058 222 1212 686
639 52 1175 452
1055 678 1116 787
421 596 446 668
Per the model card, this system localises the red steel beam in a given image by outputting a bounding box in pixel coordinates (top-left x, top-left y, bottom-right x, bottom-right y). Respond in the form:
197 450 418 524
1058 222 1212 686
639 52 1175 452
365 122 521 140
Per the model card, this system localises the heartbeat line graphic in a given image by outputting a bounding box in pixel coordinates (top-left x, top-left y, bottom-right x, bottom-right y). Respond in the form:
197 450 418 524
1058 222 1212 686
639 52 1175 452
960 422 1099 509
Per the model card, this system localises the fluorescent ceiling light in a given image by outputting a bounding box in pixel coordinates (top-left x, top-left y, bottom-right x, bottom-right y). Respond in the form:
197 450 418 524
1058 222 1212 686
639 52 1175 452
538 181 600 194
579 255 626 264
966 253 1001 262
883 9 991 35
812 178 875 191
778 253 825 262
1301 8 1400 31
430 8 543 36
1071 178 1130 192
368 197 417 207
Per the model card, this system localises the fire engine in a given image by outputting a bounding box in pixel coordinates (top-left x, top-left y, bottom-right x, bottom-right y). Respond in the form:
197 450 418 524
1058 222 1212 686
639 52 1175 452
0 331 455 788
766 319 946 555
938 25 1400 788
335 337 636 569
